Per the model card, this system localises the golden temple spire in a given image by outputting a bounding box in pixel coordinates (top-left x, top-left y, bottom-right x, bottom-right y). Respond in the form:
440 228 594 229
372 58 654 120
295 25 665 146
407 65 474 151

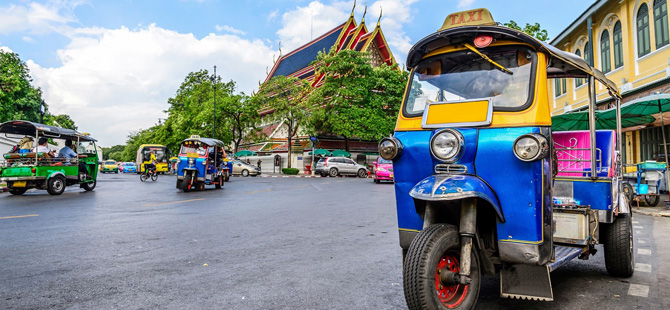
361 3 367 24
350 0 356 18
278 41 282 57
377 6 382 27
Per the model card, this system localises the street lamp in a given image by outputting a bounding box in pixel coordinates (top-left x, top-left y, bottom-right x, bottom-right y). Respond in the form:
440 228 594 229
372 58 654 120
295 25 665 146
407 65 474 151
40 100 45 123
212 65 217 140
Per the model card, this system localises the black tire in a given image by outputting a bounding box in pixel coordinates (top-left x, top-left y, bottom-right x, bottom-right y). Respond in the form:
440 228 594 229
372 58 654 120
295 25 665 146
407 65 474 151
603 214 634 277
115 171 118 174
140 172 148 182
182 173 193 192
151 172 158 181
225 175 230 182
215 176 222 189
621 182 634 203
644 195 660 206
47 176 66 195
329 168 338 177
242 169 249 177
374 178 380 184
357 169 367 178
82 180 96 191
320 172 328 177
9 188 27 195
404 224 480 310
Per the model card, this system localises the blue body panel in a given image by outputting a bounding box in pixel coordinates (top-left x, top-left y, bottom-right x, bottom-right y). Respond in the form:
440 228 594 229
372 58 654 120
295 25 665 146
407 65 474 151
177 156 205 178
394 126 547 244
570 180 612 210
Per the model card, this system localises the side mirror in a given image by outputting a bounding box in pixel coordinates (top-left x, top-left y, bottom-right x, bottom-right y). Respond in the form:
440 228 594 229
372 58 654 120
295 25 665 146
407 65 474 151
372 162 377 165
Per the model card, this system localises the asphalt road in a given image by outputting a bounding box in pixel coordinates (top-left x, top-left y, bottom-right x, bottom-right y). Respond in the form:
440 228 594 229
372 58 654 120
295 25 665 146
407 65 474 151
1 173 668 309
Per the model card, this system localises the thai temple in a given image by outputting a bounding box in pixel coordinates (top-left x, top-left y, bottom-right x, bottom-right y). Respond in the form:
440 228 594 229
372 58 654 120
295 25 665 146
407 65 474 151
240 3 397 172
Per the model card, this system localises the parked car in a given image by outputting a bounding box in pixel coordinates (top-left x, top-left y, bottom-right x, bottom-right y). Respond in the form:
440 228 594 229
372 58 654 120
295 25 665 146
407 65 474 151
232 159 261 177
101 160 118 173
121 162 136 173
373 157 393 183
315 157 368 178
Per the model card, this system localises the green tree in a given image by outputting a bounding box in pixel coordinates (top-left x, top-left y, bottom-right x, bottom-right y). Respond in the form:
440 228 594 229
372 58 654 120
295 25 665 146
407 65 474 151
0 50 45 122
504 21 549 42
251 75 311 168
221 93 263 154
307 48 407 151
102 145 125 160
47 114 77 130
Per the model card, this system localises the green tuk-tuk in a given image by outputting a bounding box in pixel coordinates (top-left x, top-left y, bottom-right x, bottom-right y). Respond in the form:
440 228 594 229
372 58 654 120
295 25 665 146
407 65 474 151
0 121 99 195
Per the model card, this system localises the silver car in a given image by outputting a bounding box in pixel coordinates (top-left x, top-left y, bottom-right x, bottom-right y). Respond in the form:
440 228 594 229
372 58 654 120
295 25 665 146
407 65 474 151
232 160 261 177
314 157 368 178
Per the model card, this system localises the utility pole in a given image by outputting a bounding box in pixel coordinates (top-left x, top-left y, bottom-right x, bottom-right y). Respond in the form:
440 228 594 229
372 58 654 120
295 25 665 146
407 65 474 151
213 65 217 140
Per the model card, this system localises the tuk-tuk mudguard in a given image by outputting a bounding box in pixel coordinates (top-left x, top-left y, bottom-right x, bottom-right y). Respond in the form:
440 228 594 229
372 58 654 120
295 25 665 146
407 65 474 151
409 174 504 222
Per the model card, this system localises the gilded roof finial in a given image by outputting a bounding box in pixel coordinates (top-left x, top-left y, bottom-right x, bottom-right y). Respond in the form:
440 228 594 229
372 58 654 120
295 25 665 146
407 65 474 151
350 0 356 18
377 6 382 27
278 41 282 57
361 3 367 24
272 54 276 64
266 66 269 75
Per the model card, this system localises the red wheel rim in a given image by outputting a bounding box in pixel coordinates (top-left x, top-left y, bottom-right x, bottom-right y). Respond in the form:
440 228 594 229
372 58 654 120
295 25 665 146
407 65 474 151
435 251 468 308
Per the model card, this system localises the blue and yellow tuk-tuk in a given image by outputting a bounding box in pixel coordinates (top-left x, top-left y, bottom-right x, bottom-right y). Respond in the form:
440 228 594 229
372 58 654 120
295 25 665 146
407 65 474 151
381 9 631 308
175 135 227 192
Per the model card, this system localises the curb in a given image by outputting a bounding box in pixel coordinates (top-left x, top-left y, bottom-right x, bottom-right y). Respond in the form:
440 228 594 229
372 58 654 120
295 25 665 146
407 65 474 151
632 208 670 218
257 174 372 179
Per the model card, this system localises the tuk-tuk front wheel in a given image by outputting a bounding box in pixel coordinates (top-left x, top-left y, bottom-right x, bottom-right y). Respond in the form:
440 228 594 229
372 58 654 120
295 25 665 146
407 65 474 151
644 195 660 206
403 224 480 310
182 173 193 192
47 176 66 195
215 176 222 189
603 214 634 277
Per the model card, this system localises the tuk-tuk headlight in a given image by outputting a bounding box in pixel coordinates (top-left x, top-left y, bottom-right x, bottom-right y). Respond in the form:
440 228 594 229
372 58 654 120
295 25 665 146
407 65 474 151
188 158 195 166
379 137 402 160
430 129 463 162
513 134 549 162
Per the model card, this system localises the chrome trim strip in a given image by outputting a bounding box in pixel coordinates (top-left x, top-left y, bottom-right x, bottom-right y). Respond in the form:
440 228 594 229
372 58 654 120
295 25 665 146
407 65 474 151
435 164 468 174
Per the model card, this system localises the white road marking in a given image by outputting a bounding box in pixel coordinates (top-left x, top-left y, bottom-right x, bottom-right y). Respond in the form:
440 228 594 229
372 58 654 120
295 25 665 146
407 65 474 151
634 225 644 229
636 231 642 235
638 248 652 255
635 263 652 273
638 239 648 244
628 284 649 297
633 220 640 224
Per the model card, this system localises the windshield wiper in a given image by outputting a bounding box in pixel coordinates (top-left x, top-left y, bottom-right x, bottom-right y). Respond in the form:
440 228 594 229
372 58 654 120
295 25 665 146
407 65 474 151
464 43 513 75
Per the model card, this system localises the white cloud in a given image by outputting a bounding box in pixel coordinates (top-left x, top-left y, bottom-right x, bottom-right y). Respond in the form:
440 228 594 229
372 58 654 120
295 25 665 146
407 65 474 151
22 36 36 43
458 0 476 9
267 10 279 23
0 1 80 35
215 24 246 35
0 46 14 53
28 24 275 146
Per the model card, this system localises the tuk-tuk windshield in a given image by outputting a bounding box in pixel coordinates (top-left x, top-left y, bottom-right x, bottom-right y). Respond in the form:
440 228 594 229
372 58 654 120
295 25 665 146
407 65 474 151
404 46 535 116
180 141 207 157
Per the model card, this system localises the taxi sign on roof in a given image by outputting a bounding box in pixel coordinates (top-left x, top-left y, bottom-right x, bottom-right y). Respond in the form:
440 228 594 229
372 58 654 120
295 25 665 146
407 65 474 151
439 8 496 31
190 135 201 139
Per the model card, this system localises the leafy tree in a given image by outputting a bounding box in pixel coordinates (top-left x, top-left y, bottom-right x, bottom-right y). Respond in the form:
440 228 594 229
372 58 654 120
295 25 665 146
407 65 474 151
47 114 77 130
251 75 311 168
307 48 407 151
504 21 549 42
220 93 263 154
0 50 45 122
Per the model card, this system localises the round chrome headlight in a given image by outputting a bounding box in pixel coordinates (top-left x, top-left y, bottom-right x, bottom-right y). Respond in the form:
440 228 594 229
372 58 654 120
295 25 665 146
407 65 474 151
379 137 402 160
430 129 464 162
513 134 549 162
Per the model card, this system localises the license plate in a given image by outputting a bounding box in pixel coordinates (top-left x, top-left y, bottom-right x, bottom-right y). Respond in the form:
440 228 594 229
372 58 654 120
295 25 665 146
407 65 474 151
13 181 26 187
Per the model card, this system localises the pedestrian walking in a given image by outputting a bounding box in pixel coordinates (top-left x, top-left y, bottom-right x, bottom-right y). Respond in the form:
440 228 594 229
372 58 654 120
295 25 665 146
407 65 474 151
246 158 251 164
257 159 262 169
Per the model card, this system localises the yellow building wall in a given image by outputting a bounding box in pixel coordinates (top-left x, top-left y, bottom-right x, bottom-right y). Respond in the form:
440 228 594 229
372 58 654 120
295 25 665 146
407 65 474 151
550 0 670 115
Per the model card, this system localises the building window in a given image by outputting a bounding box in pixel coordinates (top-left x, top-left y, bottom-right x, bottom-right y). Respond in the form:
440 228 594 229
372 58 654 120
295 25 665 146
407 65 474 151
575 49 584 87
638 3 651 57
554 78 566 97
613 21 624 68
601 30 611 73
655 0 669 48
584 41 592 66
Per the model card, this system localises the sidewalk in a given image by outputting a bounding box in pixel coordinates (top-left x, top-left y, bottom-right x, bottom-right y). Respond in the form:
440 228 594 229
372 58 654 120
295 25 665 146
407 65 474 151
631 193 670 218
257 172 370 178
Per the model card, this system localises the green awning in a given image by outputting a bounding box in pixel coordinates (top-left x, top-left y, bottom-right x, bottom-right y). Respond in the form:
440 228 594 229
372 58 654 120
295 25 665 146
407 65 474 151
234 150 257 157
551 110 655 131
331 150 351 157
308 149 331 156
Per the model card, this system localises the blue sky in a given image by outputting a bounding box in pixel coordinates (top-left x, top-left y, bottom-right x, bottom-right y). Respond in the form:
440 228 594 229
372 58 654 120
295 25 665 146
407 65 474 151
0 0 595 146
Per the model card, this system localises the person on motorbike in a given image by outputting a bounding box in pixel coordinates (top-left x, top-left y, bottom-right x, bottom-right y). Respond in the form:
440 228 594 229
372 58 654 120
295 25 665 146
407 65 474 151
142 151 157 176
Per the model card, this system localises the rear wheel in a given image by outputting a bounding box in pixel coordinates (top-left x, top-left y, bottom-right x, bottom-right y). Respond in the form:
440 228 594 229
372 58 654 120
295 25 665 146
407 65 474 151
644 195 660 206
603 214 634 277
47 176 66 195
404 224 480 310
357 169 367 178
215 176 222 189
622 182 634 203
242 169 249 177
82 180 96 191
329 168 338 177
9 188 27 195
